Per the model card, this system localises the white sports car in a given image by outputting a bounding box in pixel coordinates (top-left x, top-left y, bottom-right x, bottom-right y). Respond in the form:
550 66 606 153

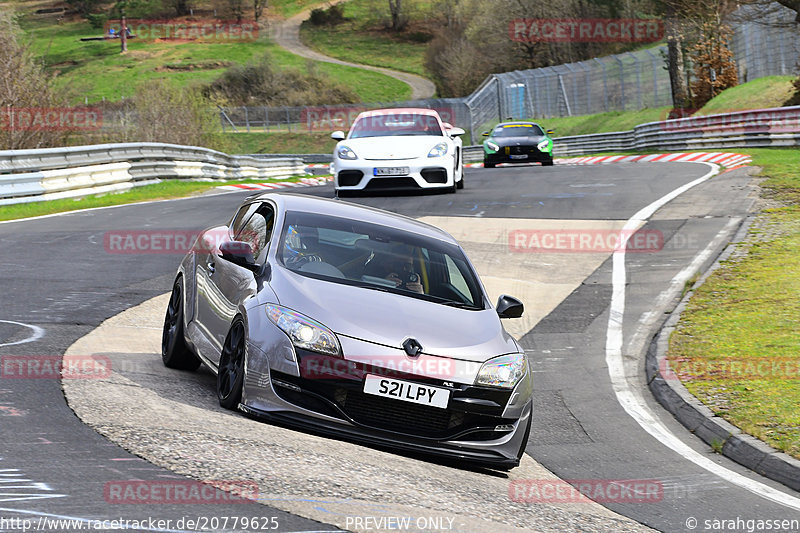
331 108 465 195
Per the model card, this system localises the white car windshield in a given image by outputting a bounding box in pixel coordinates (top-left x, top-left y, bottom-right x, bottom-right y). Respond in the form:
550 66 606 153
349 113 444 138
278 211 484 309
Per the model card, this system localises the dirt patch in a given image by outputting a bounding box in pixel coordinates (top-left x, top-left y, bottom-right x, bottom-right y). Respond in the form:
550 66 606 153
155 60 234 72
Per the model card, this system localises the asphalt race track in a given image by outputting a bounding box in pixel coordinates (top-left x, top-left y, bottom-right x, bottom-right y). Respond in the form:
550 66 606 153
1 161 799 532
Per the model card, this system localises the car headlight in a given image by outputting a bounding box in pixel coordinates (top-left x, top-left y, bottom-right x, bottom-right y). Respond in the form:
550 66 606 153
475 352 527 388
266 304 341 356
428 142 448 158
537 138 551 152
337 145 358 160
485 141 500 152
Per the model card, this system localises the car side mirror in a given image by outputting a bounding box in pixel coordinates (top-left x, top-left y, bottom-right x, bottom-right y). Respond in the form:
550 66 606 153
481 131 490 136
331 131 345 141
448 127 465 137
496 294 524 318
219 240 257 270
546 129 555 135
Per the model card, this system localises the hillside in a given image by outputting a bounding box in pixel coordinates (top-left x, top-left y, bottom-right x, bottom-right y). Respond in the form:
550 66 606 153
13 2 410 104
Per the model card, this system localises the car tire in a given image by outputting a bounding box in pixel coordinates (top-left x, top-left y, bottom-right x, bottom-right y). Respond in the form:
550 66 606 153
217 318 247 410
542 159 554 166
484 161 495 168
456 167 465 189
161 277 201 371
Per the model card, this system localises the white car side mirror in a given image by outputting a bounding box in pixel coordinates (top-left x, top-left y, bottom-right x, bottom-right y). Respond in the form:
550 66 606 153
448 127 465 137
331 131 345 141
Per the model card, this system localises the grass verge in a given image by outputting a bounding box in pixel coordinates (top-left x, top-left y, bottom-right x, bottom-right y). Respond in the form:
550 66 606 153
667 147 800 459
299 0 431 79
0 175 321 222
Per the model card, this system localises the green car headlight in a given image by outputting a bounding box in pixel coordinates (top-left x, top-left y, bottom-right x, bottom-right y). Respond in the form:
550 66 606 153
485 141 500 152
266 304 341 356
475 352 527 389
537 138 551 152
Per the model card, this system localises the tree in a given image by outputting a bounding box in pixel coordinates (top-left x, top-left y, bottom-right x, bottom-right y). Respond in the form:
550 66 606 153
254 0 267 22
388 0 405 31
0 9 71 149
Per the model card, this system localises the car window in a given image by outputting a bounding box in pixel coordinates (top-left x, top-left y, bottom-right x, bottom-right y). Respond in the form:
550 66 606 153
235 204 274 259
278 211 484 309
493 124 544 137
349 113 443 138
229 203 259 237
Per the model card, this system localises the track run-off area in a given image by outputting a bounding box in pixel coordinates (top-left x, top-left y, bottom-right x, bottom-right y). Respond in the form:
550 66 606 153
1 160 799 532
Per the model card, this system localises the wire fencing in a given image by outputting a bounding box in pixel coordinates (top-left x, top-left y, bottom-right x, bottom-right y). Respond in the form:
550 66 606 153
217 3 800 146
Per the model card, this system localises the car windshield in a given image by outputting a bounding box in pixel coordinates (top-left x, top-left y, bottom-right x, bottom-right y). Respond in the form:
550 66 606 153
349 112 443 138
493 124 544 137
278 211 484 309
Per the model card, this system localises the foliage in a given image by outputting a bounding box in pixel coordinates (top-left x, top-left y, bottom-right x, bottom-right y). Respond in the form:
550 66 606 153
120 80 219 147
309 4 345 25
688 22 738 108
0 9 72 149
203 54 360 106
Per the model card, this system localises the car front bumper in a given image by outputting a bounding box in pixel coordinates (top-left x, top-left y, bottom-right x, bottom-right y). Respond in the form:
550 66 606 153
485 146 552 164
242 347 533 468
332 156 456 191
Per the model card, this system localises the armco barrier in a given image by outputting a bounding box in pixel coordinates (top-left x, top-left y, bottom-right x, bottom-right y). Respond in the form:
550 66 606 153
552 106 800 156
0 143 305 205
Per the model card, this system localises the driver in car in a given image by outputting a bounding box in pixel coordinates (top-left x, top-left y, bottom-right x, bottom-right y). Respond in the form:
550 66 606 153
381 246 424 294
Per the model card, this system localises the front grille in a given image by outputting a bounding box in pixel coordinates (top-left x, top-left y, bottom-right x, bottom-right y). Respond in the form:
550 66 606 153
508 145 534 155
338 387 458 437
270 353 516 441
337 170 364 187
420 167 447 184
365 177 419 189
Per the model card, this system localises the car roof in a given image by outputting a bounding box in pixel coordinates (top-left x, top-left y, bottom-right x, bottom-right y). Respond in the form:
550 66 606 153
495 121 543 128
247 193 457 244
354 107 442 119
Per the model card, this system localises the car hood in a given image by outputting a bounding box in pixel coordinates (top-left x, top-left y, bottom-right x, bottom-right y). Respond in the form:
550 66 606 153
266 267 519 362
491 135 546 146
344 136 447 160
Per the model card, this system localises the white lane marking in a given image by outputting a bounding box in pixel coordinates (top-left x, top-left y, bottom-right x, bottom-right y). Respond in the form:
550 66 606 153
606 162 800 511
0 320 44 347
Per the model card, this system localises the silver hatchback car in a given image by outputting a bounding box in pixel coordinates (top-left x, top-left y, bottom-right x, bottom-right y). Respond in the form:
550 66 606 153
162 193 532 469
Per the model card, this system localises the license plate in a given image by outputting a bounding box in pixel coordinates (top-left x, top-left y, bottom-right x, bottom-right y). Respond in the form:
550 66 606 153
510 154 528 159
374 167 409 176
363 375 449 409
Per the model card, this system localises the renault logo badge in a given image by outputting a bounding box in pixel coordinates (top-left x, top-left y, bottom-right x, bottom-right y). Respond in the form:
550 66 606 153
403 338 422 357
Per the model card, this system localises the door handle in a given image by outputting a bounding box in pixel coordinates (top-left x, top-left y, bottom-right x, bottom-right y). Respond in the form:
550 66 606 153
207 262 215 273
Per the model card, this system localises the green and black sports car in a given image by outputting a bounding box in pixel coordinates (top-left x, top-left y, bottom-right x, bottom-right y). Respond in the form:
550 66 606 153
482 122 554 168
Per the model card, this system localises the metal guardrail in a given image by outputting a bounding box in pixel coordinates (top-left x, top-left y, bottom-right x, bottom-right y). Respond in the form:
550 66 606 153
553 106 800 156
0 143 305 206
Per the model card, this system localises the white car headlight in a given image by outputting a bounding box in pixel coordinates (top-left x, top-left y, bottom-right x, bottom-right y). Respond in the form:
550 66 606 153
537 138 550 152
475 353 527 388
337 145 358 160
266 304 341 356
428 141 448 158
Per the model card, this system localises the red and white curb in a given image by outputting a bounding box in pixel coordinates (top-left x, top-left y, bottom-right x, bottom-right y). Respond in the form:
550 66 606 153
216 176 333 192
465 152 752 170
